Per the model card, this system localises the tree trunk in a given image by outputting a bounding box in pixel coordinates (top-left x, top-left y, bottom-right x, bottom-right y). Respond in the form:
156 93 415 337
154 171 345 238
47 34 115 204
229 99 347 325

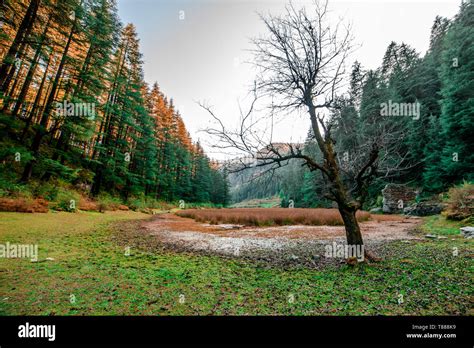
20 52 52 141
91 43 129 193
21 16 76 182
0 0 40 94
49 35 98 170
307 103 365 247
338 206 363 246
12 12 53 118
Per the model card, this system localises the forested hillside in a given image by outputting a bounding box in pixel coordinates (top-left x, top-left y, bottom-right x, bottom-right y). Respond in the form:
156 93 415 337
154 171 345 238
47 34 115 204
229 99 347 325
0 0 229 206
229 2 473 207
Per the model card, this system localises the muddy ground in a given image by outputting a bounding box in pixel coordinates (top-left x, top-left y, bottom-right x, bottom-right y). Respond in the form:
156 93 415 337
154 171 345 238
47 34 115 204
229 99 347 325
113 213 424 268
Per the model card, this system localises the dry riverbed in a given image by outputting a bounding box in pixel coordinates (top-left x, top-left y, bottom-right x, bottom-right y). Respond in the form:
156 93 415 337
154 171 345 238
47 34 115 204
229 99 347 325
116 213 424 268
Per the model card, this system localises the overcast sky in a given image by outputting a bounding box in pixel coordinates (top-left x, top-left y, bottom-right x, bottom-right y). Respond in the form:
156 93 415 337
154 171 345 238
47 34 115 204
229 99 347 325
117 0 461 159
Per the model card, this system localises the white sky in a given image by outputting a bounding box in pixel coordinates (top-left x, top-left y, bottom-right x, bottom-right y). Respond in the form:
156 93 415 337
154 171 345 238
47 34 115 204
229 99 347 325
117 0 462 160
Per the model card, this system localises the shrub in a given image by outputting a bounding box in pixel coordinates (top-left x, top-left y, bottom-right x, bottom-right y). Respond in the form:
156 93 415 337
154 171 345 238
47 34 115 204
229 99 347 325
53 188 81 212
0 197 48 213
97 193 123 212
0 175 31 198
445 182 474 221
376 195 383 208
126 194 169 211
30 181 59 201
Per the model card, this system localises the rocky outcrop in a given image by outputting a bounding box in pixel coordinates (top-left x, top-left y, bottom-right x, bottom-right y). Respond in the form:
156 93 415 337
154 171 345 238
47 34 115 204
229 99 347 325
382 184 418 214
403 202 444 216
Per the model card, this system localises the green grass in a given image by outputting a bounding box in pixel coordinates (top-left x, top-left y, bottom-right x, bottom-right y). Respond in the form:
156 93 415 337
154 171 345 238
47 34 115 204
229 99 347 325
0 212 472 315
420 215 468 235
231 197 281 208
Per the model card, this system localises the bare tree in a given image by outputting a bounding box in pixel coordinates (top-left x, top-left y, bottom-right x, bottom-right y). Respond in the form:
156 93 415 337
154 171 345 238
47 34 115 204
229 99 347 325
200 0 407 260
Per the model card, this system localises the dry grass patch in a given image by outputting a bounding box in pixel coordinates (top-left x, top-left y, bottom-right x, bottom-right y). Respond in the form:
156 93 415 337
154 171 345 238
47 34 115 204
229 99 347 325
370 214 405 222
445 182 474 221
176 208 370 227
0 197 49 213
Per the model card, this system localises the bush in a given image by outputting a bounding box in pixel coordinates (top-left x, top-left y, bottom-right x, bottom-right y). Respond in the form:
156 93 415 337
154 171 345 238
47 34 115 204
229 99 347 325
30 181 60 201
127 194 163 211
53 188 81 212
0 175 31 198
376 195 383 208
445 182 474 221
97 193 123 212
73 169 94 186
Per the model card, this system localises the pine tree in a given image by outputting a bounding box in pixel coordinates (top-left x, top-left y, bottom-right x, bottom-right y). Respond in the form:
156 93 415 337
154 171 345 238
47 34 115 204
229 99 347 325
428 1 474 188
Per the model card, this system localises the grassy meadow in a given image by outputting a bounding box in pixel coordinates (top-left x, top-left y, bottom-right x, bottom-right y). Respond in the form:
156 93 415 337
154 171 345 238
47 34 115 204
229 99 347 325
0 211 472 315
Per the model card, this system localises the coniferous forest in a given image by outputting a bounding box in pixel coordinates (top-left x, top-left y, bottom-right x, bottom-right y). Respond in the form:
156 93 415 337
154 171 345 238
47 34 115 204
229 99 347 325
0 0 229 208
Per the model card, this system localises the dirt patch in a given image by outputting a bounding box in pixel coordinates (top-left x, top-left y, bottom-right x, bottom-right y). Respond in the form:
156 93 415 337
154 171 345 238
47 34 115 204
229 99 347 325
121 213 424 268
143 213 420 240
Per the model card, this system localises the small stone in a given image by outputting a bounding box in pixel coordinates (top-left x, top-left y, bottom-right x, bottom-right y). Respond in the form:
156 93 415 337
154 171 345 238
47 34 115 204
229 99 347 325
460 227 474 239
425 234 437 239
46 257 55 261
221 224 243 230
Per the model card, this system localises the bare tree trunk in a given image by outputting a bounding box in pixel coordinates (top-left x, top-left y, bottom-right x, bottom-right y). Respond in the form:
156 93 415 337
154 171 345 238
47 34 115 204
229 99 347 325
306 103 365 248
